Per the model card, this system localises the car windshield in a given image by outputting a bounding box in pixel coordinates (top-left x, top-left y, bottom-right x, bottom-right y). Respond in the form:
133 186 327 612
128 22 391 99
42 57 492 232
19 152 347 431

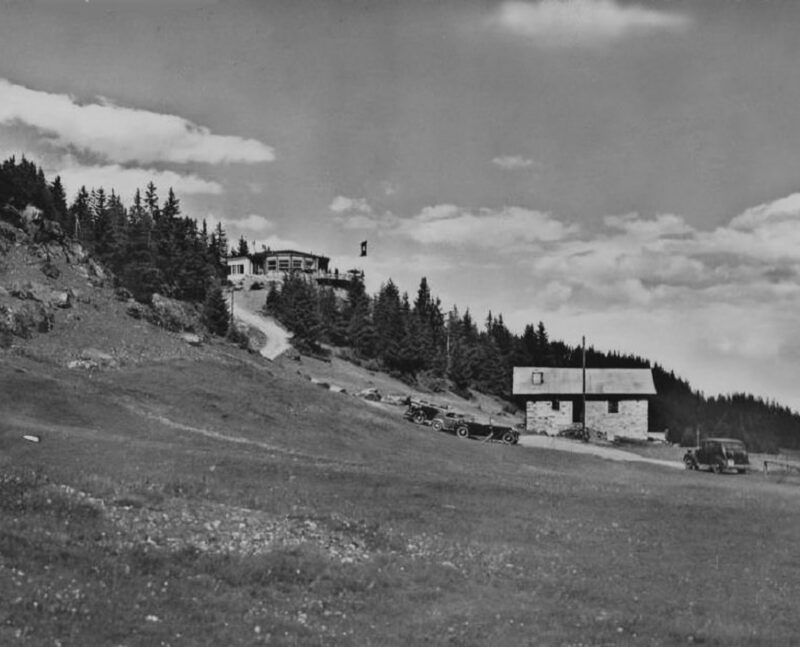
721 442 745 453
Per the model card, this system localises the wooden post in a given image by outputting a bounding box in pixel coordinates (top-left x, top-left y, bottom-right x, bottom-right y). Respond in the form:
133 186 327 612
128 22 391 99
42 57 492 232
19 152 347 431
581 335 587 441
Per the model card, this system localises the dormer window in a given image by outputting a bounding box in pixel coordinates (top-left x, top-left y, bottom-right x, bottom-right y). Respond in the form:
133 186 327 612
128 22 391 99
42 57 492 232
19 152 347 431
532 371 544 385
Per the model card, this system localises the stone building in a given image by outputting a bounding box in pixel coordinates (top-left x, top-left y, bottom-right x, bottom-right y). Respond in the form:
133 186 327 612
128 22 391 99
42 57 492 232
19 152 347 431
512 367 656 441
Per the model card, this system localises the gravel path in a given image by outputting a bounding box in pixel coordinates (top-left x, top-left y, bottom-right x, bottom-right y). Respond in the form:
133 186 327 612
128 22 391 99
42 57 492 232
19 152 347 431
231 294 293 360
518 435 684 469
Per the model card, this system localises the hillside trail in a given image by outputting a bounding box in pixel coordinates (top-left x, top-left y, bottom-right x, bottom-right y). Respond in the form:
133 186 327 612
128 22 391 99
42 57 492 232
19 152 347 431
230 288 293 360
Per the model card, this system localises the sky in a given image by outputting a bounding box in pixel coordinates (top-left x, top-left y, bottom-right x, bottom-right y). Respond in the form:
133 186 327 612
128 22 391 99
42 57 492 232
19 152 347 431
2 0 800 411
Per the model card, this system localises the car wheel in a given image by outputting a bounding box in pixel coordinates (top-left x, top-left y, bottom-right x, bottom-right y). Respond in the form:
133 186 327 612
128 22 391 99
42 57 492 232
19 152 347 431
413 411 426 424
683 456 696 470
737 468 747 474
502 431 515 444
456 426 469 439
431 419 443 431
712 459 725 474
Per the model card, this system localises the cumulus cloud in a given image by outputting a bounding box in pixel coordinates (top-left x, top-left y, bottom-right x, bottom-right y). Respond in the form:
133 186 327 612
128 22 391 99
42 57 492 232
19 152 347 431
205 213 300 251
492 155 535 170
234 214 275 233
402 205 578 247
329 195 373 215
0 78 275 165
728 192 800 230
603 212 693 239
329 195 401 230
56 160 223 201
492 0 692 48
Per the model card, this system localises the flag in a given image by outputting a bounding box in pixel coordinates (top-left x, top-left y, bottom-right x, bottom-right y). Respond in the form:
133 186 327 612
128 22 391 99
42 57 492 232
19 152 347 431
360 240 367 257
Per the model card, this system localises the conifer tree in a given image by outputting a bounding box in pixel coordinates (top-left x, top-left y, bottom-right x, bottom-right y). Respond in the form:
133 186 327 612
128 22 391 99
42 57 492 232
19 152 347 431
144 182 160 224
68 186 91 242
49 176 68 228
203 283 230 336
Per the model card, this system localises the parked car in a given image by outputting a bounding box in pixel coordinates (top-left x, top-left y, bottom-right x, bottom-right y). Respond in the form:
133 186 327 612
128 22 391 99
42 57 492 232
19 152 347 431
683 437 750 474
430 411 473 433
403 400 445 425
457 420 520 445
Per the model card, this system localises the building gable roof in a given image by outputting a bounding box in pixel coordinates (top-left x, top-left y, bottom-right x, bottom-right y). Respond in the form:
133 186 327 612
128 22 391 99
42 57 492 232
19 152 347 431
512 367 656 396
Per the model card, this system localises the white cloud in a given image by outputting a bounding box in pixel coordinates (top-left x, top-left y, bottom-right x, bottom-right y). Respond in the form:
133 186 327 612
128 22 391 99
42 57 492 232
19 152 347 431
204 213 300 251
0 78 275 165
329 195 373 214
329 195 401 230
492 155 535 170
55 160 223 202
493 0 692 48
235 214 275 233
729 192 800 230
401 205 578 247
603 212 693 239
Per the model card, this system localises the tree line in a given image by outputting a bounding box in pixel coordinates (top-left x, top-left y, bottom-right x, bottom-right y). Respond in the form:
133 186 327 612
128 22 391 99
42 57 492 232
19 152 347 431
3 155 800 452
264 253 800 454
0 155 231 331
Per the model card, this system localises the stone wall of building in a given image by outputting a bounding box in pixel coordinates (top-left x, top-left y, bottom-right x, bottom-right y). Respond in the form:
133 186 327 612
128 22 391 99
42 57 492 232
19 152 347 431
586 399 648 441
526 400 573 435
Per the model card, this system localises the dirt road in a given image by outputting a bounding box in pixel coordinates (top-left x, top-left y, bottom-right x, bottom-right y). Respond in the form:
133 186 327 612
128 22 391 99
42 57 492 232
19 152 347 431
518 435 683 469
231 290 293 360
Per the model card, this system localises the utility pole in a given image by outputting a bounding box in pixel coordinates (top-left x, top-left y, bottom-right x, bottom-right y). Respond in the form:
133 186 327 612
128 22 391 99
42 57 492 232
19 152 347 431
229 288 235 330
581 335 587 441
446 327 451 373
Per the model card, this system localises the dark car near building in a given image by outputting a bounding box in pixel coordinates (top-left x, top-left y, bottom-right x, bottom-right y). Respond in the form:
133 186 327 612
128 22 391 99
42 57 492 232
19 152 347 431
458 420 520 445
683 437 749 474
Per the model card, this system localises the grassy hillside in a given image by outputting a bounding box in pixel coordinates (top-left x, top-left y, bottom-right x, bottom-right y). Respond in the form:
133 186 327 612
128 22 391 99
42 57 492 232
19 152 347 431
4 343 800 645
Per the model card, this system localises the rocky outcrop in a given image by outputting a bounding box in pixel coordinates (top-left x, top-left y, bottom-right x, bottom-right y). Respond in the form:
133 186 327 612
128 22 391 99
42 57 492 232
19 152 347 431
149 293 199 332
67 347 120 371
10 280 72 309
0 204 64 244
0 301 54 341
180 333 203 347
0 220 25 246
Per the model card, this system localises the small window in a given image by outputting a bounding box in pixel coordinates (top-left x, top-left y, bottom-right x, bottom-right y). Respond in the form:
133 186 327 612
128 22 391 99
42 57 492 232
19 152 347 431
532 371 544 385
608 400 619 414
551 400 560 411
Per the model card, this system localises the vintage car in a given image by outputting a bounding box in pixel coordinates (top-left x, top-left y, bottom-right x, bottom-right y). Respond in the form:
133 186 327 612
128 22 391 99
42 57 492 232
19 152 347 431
683 437 749 474
430 411 473 433
403 399 446 425
456 420 520 445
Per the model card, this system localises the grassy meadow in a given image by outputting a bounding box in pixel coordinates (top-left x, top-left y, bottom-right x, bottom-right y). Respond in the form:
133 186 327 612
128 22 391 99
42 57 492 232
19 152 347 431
2 350 799 646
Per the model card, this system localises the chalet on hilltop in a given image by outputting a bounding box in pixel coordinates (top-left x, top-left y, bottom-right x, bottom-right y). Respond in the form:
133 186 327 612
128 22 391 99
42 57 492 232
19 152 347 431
227 248 361 290
512 367 656 441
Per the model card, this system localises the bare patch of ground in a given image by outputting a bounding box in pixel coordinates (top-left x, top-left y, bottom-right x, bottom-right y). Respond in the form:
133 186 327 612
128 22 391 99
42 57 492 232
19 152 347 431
518 435 684 468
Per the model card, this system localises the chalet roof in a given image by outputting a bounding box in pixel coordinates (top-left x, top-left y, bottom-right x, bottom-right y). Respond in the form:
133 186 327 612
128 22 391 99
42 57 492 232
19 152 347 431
512 367 656 396
259 249 329 261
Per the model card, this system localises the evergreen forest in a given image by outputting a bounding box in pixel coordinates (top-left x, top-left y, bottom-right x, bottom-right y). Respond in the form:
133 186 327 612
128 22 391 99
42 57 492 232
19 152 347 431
3 155 800 453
